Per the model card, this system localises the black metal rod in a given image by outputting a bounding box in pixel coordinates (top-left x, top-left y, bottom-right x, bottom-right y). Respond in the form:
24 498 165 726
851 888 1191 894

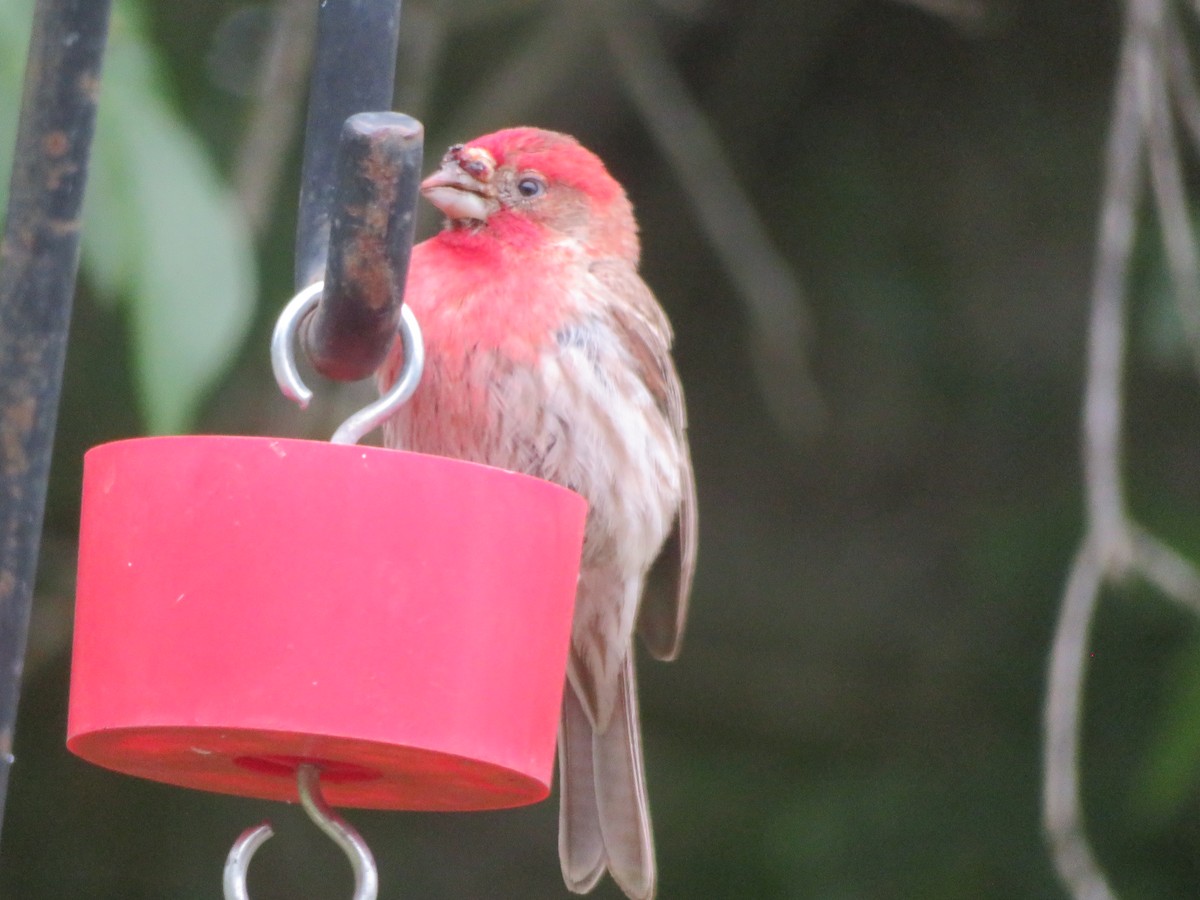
303 112 423 381
0 0 112 844
293 0 403 291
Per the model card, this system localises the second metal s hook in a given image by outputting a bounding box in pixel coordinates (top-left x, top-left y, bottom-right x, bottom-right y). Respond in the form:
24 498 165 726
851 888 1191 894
223 764 379 900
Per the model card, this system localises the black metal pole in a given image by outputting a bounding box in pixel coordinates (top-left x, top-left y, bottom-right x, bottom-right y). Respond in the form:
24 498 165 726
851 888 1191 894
293 0 403 291
0 0 112 844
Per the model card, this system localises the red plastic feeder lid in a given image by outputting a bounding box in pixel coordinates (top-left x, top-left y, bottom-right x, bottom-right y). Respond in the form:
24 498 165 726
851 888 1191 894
67 436 586 811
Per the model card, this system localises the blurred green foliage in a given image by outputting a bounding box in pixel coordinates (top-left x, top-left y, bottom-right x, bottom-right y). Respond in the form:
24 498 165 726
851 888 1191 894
2 0 1200 898
0 0 256 436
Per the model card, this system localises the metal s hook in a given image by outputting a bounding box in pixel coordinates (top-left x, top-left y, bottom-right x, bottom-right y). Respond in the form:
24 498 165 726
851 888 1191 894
296 764 379 899
223 822 273 900
271 280 425 445
329 300 423 446
223 763 379 900
271 281 324 409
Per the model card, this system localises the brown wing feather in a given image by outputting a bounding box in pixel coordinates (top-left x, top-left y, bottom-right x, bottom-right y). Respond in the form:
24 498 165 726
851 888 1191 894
639 447 696 660
590 260 697 661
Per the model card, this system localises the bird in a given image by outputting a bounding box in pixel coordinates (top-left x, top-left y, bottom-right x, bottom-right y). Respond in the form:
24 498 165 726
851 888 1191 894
379 127 697 899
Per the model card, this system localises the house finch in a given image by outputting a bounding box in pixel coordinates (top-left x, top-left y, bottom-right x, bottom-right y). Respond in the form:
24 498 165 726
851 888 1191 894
379 128 697 899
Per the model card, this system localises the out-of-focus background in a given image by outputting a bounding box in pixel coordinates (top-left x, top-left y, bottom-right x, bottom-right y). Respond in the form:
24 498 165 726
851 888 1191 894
3 0 1200 896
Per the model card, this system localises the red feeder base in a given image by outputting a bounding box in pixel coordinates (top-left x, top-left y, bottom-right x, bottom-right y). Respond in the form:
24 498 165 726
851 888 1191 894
67 437 586 810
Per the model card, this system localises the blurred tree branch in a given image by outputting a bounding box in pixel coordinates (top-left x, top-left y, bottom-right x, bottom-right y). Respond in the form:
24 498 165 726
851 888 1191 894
591 0 825 440
1043 0 1200 897
888 0 993 31
441 3 593 140
231 0 316 236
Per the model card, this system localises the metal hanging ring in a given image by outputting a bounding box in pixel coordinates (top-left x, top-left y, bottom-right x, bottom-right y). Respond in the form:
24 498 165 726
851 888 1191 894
223 763 379 900
270 280 425 445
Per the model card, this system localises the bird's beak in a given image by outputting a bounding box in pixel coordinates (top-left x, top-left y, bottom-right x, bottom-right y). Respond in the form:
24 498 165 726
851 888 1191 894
421 148 499 223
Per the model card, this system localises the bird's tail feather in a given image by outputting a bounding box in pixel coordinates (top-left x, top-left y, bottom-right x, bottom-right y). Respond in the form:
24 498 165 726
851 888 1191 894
559 684 605 893
558 655 656 900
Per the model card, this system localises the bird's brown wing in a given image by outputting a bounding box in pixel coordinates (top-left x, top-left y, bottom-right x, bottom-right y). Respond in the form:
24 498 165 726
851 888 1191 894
590 259 697 661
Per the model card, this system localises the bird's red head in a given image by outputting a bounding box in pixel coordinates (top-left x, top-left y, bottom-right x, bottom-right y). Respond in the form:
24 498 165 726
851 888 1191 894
421 128 639 262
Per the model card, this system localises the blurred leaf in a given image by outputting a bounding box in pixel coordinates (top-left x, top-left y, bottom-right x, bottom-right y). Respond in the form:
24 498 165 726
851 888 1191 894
1133 210 1200 373
1136 637 1200 821
1136 252 1186 371
87 0 257 434
0 0 257 435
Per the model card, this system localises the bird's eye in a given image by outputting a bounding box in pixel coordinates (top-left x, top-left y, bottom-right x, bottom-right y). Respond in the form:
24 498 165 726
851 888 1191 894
517 175 546 198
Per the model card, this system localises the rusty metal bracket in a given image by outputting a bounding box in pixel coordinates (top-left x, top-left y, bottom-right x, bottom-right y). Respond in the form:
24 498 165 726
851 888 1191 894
303 112 424 381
